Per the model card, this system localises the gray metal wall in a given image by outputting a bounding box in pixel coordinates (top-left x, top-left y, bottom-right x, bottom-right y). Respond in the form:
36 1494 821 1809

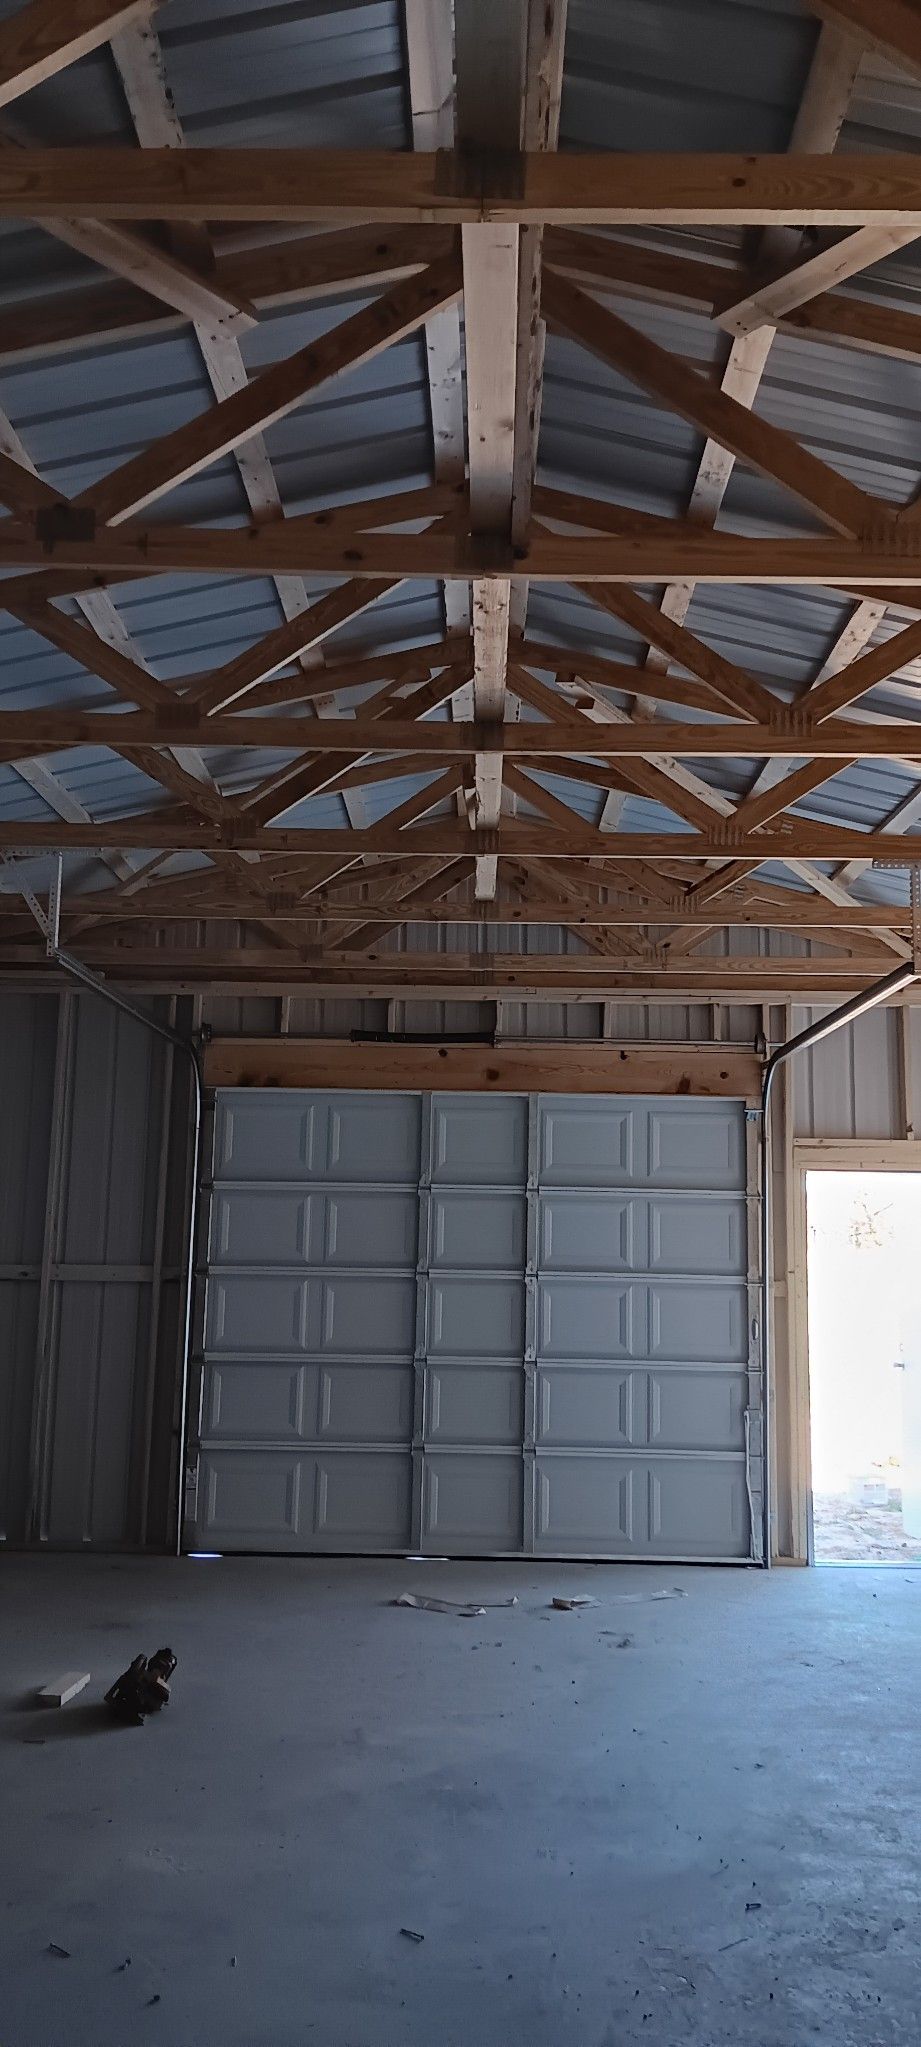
2 986 919 1553
0 990 189 1550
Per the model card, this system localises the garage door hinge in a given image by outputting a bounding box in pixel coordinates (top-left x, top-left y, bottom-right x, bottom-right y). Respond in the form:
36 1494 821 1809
745 1108 762 1122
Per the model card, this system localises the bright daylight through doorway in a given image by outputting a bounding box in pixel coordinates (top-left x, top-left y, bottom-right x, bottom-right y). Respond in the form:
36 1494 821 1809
807 1171 921 1564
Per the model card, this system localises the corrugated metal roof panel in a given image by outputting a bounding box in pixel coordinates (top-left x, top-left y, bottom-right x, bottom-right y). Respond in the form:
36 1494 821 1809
0 0 918 923
560 0 817 155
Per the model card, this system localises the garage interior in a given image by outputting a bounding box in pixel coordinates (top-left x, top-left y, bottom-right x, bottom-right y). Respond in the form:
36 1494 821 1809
4 0 921 2039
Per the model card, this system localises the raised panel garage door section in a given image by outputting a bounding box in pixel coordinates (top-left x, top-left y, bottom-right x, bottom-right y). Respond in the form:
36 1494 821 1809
193 1091 760 1560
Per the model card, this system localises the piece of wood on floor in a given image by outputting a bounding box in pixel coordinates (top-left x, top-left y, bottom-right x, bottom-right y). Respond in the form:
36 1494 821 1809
38 1672 91 1706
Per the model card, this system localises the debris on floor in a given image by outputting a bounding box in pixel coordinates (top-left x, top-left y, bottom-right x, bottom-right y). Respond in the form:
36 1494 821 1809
399 1928 425 1943
392 1594 518 1616
606 1588 688 1605
105 1647 177 1724
551 1596 599 1610
47 1944 71 1960
601 1633 634 1648
37 1672 90 1706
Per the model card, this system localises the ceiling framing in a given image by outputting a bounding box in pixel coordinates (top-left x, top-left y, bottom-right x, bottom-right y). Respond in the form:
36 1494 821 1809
4 0 921 999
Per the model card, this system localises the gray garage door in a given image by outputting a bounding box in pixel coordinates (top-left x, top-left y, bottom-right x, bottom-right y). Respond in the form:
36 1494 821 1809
190 1091 761 1560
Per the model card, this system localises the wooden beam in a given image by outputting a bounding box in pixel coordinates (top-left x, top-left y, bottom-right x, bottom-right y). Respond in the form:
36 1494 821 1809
244 641 469 718
7 208 921 375
10 150 921 225
516 613 731 715
10 818 921 860
41 214 257 338
404 0 468 615
44 892 919 931
336 856 475 951
6 594 176 713
635 21 863 675
799 614 921 721
202 1037 761 1096
0 942 899 995
0 446 64 519
540 268 885 537
545 225 921 369
9 521 921 585
0 226 454 366
836 780 921 883
0 404 219 807
8 758 135 883
185 579 406 714
510 0 567 575
0 0 148 109
715 224 921 337
730 756 856 833
809 0 921 79
111 15 326 652
5 710 921 757
231 673 468 825
575 584 779 721
455 0 525 900
80 255 463 526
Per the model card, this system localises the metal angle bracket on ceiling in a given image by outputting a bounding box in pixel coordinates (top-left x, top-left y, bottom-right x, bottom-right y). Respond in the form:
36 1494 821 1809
0 849 61 955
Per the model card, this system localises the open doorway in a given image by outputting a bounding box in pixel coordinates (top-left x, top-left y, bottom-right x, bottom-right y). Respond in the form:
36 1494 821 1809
806 1170 921 1563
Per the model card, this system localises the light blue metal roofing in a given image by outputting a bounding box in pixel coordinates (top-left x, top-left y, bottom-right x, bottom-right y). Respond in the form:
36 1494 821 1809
0 0 919 923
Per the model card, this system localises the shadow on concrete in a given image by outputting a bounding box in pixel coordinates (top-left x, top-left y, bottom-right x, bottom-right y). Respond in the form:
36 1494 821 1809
1 1697 136 1742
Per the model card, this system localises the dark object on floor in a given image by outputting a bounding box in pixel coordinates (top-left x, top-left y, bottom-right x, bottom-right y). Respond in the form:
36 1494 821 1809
400 1928 425 1943
105 1648 177 1725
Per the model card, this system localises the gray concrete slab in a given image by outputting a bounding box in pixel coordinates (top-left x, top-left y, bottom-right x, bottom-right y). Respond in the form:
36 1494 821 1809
0 1556 919 2046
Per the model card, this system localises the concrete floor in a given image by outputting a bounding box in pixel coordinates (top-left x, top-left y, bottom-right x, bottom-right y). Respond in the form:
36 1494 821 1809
1 1559 919 2047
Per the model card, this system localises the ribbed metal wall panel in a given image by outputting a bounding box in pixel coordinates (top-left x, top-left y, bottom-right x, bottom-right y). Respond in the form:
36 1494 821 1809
790 1006 905 1141
0 991 189 1549
0 995 58 1542
6 973 921 1552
